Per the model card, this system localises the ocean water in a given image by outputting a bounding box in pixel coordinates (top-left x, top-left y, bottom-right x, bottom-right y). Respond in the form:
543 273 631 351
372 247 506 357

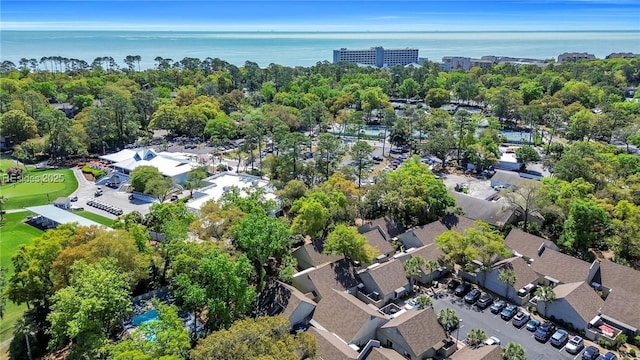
1 31 639 69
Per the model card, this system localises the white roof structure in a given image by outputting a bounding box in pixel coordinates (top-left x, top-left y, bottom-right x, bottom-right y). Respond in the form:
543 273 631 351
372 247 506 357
26 205 104 228
100 148 199 178
187 173 277 212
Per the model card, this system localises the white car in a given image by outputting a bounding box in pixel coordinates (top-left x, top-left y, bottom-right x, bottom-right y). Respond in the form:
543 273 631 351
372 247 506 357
484 336 501 346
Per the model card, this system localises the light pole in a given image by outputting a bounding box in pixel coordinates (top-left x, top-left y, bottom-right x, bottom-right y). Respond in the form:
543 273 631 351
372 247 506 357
455 319 463 349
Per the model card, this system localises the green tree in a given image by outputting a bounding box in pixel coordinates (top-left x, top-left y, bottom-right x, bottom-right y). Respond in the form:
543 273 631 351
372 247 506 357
130 165 165 194
389 117 412 149
404 257 426 294
559 199 611 254
107 302 191 360
534 285 556 318
314 132 344 181
205 114 236 143
498 269 517 301
466 328 488 348
1 109 38 143
290 196 330 238
191 315 316 360
502 343 527 360
610 200 640 262
423 126 455 167
466 136 500 171
233 213 292 290
515 146 540 169
47 258 131 358
415 295 433 309
398 78 420 100
350 140 373 188
437 308 459 333
186 166 209 197
425 87 451 108
452 109 478 162
276 179 308 211
324 224 377 264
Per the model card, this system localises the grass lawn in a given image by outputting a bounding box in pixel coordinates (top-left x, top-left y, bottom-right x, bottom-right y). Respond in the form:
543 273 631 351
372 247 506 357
0 168 78 210
0 211 43 349
74 211 115 227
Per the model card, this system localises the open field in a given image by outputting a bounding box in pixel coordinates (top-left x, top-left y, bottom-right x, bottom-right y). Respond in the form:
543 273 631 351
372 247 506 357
74 210 115 227
0 168 78 210
0 211 43 350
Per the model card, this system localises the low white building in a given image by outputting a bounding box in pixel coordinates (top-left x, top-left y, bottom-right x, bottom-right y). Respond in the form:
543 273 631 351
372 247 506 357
186 172 277 213
99 148 200 185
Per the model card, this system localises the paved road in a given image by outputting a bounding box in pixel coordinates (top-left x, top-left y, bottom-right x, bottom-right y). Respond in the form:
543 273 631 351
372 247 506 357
430 289 587 360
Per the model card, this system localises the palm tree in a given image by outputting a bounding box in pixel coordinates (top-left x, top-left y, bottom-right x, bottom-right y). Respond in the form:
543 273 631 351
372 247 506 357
534 285 556 318
466 328 488 348
437 308 459 334
503 342 527 360
404 257 426 294
415 295 432 309
498 268 517 302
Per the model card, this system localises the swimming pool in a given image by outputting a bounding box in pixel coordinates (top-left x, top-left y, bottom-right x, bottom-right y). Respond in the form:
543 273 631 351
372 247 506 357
132 309 159 326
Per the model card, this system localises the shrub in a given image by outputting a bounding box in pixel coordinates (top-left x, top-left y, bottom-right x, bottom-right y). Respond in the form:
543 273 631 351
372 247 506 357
616 334 629 349
5 167 23 182
629 348 636 357
81 165 107 179
599 338 614 350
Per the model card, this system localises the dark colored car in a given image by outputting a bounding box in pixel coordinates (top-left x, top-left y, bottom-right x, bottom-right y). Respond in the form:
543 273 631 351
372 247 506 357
511 310 530 328
475 293 493 309
596 352 618 360
526 318 541 332
500 304 518 320
490 299 507 314
534 322 556 343
550 329 569 348
582 346 600 360
464 289 481 304
447 279 461 291
373 156 383 162
454 282 472 297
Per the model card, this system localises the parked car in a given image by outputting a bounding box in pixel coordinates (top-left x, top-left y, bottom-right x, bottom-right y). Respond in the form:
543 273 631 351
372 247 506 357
500 304 518 320
464 289 482 304
596 352 618 360
447 279 460 291
373 156 383 162
550 329 569 347
484 336 501 346
490 299 507 314
454 282 472 297
70 195 78 202
582 346 600 360
511 310 530 328
475 293 493 309
565 336 585 354
534 322 556 343
526 318 541 332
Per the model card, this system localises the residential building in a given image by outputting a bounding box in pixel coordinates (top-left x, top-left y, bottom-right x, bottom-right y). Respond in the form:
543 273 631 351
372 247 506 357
362 226 396 260
254 281 316 326
357 259 411 306
333 47 419 68
605 52 640 59
504 228 560 262
186 172 277 213
312 289 388 347
490 170 537 190
292 240 343 270
292 259 359 302
529 246 596 286
449 344 502 360
308 326 359 360
404 243 449 285
441 56 472 71
557 52 595 62
359 216 405 239
450 192 517 229
366 347 407 360
376 308 448 360
397 214 476 249
536 281 604 331
483 256 540 304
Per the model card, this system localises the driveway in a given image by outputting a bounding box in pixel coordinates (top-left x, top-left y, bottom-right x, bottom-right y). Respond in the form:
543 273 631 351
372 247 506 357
429 284 597 360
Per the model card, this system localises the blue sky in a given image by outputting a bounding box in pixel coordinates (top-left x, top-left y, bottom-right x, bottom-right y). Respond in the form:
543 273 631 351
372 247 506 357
1 0 638 31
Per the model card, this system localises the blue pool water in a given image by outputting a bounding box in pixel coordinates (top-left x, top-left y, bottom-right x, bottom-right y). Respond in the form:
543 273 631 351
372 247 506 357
133 310 159 326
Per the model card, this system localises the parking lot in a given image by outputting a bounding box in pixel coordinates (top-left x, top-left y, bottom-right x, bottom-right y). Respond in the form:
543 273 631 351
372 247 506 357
429 282 602 360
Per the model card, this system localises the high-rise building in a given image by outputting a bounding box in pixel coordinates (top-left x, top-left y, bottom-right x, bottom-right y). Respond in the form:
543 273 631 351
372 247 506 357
333 46 419 67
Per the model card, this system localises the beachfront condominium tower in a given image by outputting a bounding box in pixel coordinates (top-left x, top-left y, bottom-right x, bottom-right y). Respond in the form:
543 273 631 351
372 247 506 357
333 46 419 67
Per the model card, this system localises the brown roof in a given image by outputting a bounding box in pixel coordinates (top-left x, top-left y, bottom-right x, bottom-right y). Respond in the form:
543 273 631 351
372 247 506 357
379 308 447 356
366 347 407 360
364 259 409 296
404 214 476 247
360 216 405 238
307 260 360 300
493 256 540 290
313 289 385 343
553 282 604 324
451 192 515 228
363 228 395 255
409 243 445 265
450 345 502 360
295 240 343 268
309 326 359 360
600 288 640 330
504 228 559 260
255 281 315 318
529 247 592 284
597 260 640 294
